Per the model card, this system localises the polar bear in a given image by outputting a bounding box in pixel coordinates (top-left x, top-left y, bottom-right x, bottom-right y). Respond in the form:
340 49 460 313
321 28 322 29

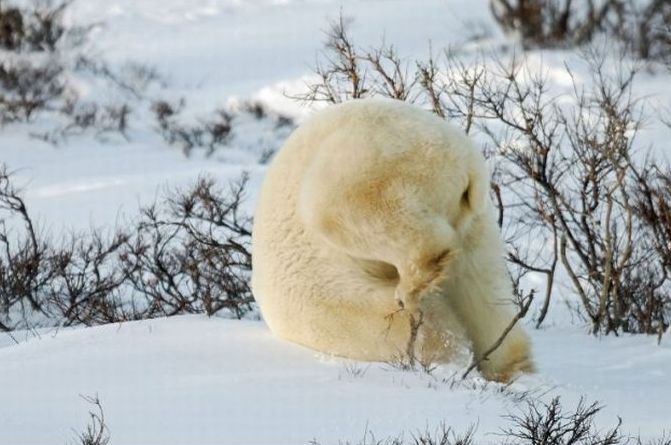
251 98 534 382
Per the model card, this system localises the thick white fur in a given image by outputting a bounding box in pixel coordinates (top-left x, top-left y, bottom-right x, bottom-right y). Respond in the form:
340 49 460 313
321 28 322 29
252 99 534 382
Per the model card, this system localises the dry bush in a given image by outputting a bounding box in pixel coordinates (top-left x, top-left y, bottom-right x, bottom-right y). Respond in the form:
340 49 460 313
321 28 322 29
0 1 160 143
312 397 669 445
630 168 671 339
449 49 665 335
52 102 132 141
1 2 292 155
482 51 671 335
298 15 415 104
152 99 234 156
0 61 65 121
121 175 254 319
0 0 88 122
489 0 671 62
489 0 614 49
70 394 110 445
0 1 140 143
0 0 89 52
74 58 162 101
299 17 671 337
48 230 131 327
502 397 623 445
63 394 669 445
35 58 163 143
614 0 671 62
0 3 23 50
0 164 135 330
642 437 671 445
0 165 55 330
0 165 254 331
634 169 671 277
454 50 669 336
151 99 295 158
310 424 476 445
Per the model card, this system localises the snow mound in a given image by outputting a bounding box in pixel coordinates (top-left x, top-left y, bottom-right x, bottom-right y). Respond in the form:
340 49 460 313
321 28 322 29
1 317 669 444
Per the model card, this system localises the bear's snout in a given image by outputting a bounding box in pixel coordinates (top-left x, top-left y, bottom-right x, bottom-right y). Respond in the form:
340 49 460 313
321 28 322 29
395 250 453 312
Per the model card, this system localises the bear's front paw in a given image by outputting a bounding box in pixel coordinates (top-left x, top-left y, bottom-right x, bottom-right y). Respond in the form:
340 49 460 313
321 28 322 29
479 338 536 383
481 354 535 383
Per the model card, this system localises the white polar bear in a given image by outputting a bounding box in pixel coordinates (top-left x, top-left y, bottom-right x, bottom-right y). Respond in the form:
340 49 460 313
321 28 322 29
252 98 534 382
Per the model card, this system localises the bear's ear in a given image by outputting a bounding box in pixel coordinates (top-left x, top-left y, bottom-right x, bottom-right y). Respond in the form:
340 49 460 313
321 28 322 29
463 168 488 215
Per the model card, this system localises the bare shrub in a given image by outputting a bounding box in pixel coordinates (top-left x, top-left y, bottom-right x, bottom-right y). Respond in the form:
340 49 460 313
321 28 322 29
310 423 476 445
489 0 671 62
0 165 55 330
438 50 669 335
298 14 414 104
312 397 666 445
35 101 133 143
38 59 163 143
0 0 94 123
48 230 131 327
489 0 616 49
299 16 671 337
614 0 671 62
339 362 370 379
121 175 254 319
151 99 233 156
0 0 159 142
634 169 671 279
641 436 671 445
0 164 254 331
503 397 622 445
152 98 295 158
0 164 134 329
1 1 292 154
0 60 65 121
75 57 163 101
0 3 24 50
631 167 671 341
466 50 669 335
70 394 110 445
0 0 89 52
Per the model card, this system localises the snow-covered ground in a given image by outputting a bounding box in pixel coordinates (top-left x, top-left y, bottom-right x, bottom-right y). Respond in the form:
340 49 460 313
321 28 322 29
1 0 670 443
2 316 670 444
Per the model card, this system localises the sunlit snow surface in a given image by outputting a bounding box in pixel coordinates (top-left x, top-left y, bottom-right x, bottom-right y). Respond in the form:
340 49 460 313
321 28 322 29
1 316 670 444
1 0 670 443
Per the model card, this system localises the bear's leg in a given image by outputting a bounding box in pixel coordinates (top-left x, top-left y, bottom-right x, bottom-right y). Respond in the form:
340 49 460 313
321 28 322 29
444 214 535 382
415 292 470 364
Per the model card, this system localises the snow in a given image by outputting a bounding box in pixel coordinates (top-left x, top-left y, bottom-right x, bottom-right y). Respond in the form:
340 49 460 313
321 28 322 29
2 316 669 444
1 0 671 443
